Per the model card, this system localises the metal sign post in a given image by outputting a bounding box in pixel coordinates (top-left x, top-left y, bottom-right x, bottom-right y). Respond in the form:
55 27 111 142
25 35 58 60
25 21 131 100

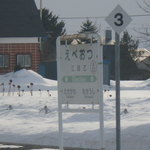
57 33 104 150
115 32 121 150
57 36 64 150
105 5 132 150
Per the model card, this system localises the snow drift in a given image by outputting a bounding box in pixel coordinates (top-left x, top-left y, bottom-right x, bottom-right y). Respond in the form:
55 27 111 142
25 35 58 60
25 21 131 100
0 69 150 150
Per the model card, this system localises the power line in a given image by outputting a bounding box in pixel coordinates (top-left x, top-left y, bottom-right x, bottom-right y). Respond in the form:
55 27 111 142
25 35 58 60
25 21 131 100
59 16 105 20
131 14 150 17
59 14 150 20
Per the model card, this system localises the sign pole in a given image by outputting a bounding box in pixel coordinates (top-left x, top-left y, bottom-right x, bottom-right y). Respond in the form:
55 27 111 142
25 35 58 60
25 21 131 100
115 32 121 150
58 103 64 150
105 5 132 150
97 36 105 150
57 37 64 150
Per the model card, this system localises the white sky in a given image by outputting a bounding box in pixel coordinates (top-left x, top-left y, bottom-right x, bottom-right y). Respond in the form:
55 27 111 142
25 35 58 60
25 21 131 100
35 0 150 48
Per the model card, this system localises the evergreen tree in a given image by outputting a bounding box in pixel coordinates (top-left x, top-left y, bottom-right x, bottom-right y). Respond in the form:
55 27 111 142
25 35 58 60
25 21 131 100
120 31 139 79
42 8 66 37
41 8 66 60
120 31 139 59
79 19 98 33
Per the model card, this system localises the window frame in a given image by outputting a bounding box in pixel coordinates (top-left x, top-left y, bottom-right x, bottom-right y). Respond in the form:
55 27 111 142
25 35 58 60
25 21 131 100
16 54 32 68
0 54 9 68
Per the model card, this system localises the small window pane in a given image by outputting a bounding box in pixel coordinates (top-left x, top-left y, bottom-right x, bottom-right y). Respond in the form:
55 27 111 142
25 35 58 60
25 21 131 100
24 55 31 67
17 55 24 67
0 55 9 68
0 55 3 67
4 55 9 67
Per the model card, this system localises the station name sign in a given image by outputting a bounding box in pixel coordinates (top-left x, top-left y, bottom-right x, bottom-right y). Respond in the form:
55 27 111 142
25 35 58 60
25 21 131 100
57 34 103 104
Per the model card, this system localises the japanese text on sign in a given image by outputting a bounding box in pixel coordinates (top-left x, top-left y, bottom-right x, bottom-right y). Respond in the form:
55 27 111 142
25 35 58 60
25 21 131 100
57 35 103 104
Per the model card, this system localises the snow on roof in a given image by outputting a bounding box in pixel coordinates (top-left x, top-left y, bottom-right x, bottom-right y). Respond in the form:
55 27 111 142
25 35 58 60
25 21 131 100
134 48 150 62
132 48 150 72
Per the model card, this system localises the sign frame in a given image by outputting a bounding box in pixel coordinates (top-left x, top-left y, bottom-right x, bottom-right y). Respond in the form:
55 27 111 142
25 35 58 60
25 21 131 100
57 34 103 105
57 33 104 150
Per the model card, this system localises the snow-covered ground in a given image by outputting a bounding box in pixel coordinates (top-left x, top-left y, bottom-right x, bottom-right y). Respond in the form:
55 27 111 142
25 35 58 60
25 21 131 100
0 69 150 150
0 143 57 150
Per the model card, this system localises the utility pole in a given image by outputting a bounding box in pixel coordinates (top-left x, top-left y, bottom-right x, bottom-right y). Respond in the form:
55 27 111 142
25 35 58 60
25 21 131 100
39 0 42 51
40 0 42 19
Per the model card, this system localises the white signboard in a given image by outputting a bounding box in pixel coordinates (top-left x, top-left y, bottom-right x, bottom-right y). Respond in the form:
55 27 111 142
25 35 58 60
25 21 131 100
57 34 103 104
105 5 132 34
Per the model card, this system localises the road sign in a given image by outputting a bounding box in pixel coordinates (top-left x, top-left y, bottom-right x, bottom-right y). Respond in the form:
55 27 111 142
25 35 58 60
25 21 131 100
106 5 132 150
57 34 103 104
105 5 132 34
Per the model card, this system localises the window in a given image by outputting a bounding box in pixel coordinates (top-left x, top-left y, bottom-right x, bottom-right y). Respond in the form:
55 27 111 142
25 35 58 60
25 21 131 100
17 54 31 67
0 55 9 68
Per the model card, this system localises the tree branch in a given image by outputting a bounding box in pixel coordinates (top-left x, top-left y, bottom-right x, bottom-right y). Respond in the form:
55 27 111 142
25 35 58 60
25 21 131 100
137 0 150 13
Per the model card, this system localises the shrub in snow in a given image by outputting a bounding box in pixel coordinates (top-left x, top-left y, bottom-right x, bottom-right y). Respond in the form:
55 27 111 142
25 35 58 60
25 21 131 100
47 90 51 96
39 105 50 114
8 79 12 96
17 85 21 96
27 83 34 96
8 105 13 110
39 89 42 96
104 89 112 98
14 64 22 72
30 83 33 96
21 90 24 96
44 105 48 114
1 83 5 96
12 84 15 96
123 108 128 114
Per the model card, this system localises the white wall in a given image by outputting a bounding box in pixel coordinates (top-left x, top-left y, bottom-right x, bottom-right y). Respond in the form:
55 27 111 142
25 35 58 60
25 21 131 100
0 37 39 43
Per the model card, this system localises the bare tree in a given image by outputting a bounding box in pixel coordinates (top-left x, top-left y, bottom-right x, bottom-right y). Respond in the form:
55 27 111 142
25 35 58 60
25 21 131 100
137 0 150 13
136 0 150 45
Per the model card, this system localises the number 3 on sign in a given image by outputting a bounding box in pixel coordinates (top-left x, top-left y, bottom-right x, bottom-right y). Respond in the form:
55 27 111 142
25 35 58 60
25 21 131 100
105 5 132 34
114 13 123 26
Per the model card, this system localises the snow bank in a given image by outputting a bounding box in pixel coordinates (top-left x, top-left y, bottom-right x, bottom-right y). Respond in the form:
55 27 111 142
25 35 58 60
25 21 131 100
0 69 150 150
0 69 57 91
110 79 150 90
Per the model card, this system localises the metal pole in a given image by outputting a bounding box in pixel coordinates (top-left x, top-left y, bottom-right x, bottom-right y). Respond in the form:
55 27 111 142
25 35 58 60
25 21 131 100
58 104 64 150
115 32 121 150
39 0 42 51
40 0 42 19
98 36 105 150
57 37 64 150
